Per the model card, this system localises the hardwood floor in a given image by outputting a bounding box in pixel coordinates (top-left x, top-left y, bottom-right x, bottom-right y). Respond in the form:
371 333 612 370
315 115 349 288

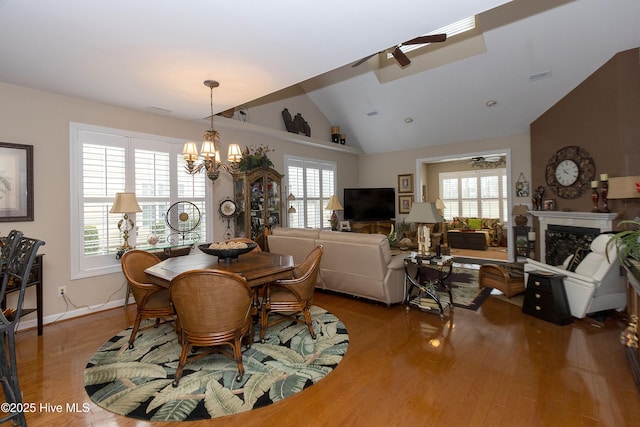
14 290 640 426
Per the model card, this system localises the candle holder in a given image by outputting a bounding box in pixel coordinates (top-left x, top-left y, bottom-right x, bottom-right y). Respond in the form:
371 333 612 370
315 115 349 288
600 179 610 213
591 188 600 212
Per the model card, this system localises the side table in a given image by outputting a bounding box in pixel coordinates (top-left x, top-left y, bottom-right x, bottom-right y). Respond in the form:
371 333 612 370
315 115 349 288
522 271 572 325
404 255 454 319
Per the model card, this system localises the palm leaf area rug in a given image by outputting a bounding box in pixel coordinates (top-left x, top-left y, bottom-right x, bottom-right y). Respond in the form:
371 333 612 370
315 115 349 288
84 306 348 422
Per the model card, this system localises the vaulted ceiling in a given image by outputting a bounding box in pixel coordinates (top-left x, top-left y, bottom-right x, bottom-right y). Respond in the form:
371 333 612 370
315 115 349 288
1 0 638 155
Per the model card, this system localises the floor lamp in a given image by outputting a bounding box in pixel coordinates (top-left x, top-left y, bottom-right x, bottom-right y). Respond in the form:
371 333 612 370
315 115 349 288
405 202 444 256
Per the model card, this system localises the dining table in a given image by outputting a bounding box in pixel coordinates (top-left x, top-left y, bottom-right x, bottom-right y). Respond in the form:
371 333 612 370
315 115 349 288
145 251 295 315
144 251 295 289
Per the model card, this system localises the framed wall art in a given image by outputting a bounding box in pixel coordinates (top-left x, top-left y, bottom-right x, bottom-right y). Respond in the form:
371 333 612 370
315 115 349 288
398 194 414 214
397 174 414 194
0 142 34 222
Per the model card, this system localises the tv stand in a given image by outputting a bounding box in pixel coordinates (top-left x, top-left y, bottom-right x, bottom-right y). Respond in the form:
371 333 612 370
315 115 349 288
349 220 394 235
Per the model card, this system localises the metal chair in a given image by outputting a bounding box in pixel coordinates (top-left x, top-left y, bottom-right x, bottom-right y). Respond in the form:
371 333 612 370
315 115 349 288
121 250 175 349
260 246 323 342
0 236 45 426
170 269 253 385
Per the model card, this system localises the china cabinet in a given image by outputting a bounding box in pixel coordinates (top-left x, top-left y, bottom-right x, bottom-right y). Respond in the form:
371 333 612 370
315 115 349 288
232 168 283 249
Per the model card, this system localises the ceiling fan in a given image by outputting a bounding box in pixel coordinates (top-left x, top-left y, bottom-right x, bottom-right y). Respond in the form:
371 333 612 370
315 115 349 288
352 33 447 68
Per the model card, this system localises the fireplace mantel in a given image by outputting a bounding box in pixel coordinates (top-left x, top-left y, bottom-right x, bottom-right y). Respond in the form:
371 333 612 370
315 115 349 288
530 211 618 262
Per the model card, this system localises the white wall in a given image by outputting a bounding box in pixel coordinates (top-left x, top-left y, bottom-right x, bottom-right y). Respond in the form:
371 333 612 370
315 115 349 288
0 82 358 326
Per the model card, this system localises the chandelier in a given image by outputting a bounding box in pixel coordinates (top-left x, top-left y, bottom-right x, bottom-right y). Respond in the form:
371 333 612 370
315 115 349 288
182 80 242 181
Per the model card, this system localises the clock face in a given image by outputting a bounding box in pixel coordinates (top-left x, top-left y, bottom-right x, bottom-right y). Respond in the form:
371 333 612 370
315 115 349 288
219 199 237 218
545 146 596 199
554 159 579 186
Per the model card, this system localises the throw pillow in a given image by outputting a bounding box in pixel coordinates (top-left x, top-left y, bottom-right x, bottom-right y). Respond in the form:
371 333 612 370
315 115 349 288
567 247 591 272
468 218 483 230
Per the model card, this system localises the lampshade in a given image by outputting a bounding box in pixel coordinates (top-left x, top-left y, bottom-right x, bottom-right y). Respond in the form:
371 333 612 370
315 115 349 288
287 193 296 201
182 142 199 161
607 176 640 199
325 195 344 211
227 143 243 162
110 192 142 214
200 140 216 156
435 198 446 210
405 202 443 224
512 204 529 215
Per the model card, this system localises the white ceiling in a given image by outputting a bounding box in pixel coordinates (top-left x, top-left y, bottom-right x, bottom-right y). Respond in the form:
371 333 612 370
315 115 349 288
1 0 639 155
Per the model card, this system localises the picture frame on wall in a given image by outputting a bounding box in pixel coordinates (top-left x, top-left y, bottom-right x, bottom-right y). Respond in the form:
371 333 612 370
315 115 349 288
543 198 556 211
397 174 414 194
0 142 34 222
398 194 414 214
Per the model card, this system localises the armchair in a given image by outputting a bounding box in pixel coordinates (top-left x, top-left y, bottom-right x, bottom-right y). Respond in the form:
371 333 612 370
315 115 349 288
524 234 626 319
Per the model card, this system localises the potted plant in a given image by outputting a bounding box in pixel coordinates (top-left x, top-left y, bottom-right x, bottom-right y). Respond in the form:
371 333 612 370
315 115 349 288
607 219 640 263
237 144 274 172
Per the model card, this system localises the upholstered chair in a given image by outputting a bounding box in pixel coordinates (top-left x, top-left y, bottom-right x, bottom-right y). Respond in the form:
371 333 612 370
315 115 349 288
260 246 323 342
121 250 175 349
170 270 253 385
524 234 627 318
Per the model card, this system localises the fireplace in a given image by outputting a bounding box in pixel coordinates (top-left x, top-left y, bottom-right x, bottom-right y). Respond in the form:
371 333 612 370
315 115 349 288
530 211 617 265
545 225 599 265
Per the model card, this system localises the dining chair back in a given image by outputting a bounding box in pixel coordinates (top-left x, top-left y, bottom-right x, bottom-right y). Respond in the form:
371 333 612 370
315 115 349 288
121 250 175 349
170 269 253 385
260 245 323 342
0 236 45 427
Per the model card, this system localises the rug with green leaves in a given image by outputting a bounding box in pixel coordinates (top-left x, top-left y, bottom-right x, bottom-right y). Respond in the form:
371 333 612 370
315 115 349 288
84 306 348 422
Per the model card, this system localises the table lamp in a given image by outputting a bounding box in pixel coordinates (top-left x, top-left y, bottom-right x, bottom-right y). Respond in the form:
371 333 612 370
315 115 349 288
110 192 142 251
324 195 343 231
405 202 444 255
512 204 529 226
607 176 640 219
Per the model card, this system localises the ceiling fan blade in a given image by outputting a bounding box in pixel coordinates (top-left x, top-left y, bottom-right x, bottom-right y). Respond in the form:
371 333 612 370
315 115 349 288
402 33 447 45
391 47 411 67
352 52 378 67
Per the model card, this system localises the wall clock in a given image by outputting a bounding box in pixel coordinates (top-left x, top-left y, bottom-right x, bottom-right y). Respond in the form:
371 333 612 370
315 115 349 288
545 145 595 199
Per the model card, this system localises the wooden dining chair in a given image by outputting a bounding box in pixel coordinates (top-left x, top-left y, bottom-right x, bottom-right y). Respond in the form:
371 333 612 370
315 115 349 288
170 269 253 386
121 250 175 349
260 245 323 342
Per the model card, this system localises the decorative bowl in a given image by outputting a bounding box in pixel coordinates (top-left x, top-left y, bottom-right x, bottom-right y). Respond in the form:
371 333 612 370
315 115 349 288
198 242 257 263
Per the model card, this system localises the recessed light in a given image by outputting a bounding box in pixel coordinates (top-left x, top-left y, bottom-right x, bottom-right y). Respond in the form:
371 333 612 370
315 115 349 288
485 100 497 108
404 117 414 123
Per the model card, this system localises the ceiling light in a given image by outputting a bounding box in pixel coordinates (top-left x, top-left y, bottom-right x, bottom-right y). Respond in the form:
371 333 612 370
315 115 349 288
485 100 497 107
404 117 414 123
182 80 242 182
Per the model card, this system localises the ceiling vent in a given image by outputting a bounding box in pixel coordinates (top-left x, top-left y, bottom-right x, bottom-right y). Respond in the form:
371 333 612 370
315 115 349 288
529 71 552 82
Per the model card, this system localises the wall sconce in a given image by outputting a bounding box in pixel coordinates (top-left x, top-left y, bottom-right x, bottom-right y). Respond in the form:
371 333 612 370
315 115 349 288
182 80 242 182
110 192 142 252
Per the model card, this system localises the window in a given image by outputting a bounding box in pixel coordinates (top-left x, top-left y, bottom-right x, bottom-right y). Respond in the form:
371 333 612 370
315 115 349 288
285 156 336 229
70 123 207 279
440 169 507 222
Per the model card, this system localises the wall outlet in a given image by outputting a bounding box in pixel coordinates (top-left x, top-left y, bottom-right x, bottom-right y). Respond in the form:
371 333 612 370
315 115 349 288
57 286 67 298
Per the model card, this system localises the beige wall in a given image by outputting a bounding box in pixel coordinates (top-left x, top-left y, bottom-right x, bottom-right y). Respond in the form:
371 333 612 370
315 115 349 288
358 133 532 219
0 82 358 326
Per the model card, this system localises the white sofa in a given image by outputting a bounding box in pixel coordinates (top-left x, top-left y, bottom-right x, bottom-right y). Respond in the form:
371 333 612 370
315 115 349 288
267 228 406 306
524 234 627 319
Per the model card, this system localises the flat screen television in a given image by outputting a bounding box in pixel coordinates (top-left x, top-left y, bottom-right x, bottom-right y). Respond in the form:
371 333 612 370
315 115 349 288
343 188 395 221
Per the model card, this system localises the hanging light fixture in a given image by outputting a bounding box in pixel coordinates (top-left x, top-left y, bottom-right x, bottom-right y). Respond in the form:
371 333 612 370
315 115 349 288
183 80 242 181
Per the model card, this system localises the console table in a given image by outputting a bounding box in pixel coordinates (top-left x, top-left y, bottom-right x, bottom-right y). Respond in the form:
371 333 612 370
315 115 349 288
1 253 44 335
404 255 454 319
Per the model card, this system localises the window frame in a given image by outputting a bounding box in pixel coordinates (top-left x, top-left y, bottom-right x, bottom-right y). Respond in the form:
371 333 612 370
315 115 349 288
284 155 337 229
439 168 508 223
69 122 210 279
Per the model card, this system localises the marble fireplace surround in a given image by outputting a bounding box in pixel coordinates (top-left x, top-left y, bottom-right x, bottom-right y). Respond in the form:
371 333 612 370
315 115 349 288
530 211 618 264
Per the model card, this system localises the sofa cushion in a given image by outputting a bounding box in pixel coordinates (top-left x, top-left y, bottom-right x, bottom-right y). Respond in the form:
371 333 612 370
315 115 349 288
468 218 483 230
